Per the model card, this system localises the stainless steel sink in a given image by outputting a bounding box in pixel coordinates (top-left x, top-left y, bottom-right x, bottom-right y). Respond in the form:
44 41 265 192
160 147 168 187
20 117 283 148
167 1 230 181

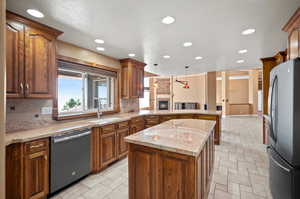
89 117 121 124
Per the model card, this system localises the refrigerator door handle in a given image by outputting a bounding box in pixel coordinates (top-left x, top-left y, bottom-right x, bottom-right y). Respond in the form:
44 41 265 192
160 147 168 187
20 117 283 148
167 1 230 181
267 147 291 173
269 154 291 172
269 75 278 142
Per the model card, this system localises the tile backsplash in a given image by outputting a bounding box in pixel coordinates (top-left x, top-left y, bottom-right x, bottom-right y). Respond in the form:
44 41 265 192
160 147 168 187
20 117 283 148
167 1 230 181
6 98 140 132
6 99 54 132
120 98 140 113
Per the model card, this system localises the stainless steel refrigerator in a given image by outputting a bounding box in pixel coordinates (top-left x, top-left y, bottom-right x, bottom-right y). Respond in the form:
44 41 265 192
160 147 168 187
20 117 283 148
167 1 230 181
268 58 300 199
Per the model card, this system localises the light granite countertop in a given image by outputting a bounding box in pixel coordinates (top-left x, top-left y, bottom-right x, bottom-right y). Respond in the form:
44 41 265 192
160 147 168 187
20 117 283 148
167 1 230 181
125 119 216 157
5 110 221 146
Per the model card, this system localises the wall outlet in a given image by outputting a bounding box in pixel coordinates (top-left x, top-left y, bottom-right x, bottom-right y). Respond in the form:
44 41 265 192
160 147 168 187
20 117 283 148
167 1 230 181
41 107 52 115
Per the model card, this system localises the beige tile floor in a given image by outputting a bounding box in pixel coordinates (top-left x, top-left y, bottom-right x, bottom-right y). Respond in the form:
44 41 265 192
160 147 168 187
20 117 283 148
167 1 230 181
51 116 272 199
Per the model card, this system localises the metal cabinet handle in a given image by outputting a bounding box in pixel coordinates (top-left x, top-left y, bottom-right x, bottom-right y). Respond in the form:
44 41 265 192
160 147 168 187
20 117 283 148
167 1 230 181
30 143 44 148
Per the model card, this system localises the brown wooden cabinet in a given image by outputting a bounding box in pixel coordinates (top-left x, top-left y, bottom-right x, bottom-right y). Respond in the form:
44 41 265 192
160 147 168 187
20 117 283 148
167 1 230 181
128 132 215 199
117 127 130 158
283 8 300 60
130 116 145 135
98 121 130 169
6 138 49 199
100 130 117 168
120 58 146 99
24 150 49 199
159 115 178 123
6 19 24 98
144 115 160 129
6 11 62 99
24 27 56 98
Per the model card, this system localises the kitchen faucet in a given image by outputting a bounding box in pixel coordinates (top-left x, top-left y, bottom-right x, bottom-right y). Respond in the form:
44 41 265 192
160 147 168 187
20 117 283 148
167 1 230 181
97 99 103 119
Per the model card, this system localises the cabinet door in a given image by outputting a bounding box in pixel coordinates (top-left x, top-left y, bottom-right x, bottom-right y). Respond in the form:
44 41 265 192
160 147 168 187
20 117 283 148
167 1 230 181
6 20 24 98
137 66 144 98
100 132 117 167
117 128 129 158
131 65 139 98
24 151 49 199
157 154 195 199
25 27 55 98
129 148 157 199
289 29 299 60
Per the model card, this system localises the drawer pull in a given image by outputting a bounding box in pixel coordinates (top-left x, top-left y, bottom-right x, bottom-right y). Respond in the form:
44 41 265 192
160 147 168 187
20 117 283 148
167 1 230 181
30 143 44 149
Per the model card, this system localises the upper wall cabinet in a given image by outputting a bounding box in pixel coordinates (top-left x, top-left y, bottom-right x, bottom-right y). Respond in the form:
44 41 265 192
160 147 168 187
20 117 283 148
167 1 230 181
120 58 146 99
6 20 24 98
283 8 300 60
6 11 63 99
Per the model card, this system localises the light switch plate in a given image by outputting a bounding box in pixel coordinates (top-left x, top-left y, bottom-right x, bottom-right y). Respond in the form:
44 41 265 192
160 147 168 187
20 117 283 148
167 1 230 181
41 107 52 115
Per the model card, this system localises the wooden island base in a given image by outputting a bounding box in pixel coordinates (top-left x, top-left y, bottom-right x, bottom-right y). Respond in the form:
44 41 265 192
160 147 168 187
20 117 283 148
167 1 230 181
128 132 214 199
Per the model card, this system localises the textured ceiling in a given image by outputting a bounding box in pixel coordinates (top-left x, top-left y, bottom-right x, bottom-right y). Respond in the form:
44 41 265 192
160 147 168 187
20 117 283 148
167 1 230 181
7 0 300 75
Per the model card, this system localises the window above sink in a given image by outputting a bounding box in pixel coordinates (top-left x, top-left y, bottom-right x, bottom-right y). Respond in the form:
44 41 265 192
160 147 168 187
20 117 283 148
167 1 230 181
53 56 120 120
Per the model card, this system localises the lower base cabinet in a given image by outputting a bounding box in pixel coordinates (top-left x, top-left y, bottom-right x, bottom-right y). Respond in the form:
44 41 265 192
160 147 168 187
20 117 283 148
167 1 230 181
117 127 130 158
6 139 49 199
100 131 117 168
6 113 221 198
128 132 215 199
94 121 131 171
24 150 49 199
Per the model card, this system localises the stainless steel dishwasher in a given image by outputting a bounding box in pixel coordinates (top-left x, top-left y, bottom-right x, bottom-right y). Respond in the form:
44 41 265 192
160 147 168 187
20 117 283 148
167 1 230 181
50 128 91 194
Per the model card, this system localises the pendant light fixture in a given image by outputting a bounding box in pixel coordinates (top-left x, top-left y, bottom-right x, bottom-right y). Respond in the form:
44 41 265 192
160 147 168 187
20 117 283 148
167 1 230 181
175 66 190 89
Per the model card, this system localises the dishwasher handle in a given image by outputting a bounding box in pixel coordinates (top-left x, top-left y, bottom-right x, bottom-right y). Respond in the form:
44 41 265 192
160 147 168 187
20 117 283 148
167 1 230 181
53 131 91 143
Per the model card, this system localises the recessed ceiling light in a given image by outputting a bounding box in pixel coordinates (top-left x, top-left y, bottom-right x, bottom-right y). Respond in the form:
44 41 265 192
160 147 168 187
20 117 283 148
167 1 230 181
95 39 104 44
183 42 193 47
163 55 171 59
236 59 245 64
242 29 256 35
162 16 175 25
238 49 248 54
195 56 203 60
27 9 44 18
128 53 135 57
96 47 105 51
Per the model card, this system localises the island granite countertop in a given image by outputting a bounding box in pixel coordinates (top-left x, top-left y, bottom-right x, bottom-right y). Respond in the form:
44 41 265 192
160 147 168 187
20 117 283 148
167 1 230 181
125 119 216 156
5 109 221 146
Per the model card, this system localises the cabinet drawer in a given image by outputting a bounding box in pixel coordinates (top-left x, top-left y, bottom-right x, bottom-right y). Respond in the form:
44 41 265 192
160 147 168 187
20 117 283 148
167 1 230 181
25 139 48 154
145 116 160 124
178 114 195 119
194 114 216 120
160 115 177 122
117 121 130 129
131 117 144 123
102 124 116 134
145 124 156 129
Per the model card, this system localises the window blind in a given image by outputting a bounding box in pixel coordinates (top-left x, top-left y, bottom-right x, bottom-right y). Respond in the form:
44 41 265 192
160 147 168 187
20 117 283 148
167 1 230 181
57 60 117 78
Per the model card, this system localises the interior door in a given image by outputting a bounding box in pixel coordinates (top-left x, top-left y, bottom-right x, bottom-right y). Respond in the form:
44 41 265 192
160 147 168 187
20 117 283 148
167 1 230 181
6 20 24 98
25 27 55 98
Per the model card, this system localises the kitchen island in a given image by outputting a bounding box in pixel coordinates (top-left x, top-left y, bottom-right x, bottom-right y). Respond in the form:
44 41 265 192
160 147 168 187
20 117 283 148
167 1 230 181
125 119 215 199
